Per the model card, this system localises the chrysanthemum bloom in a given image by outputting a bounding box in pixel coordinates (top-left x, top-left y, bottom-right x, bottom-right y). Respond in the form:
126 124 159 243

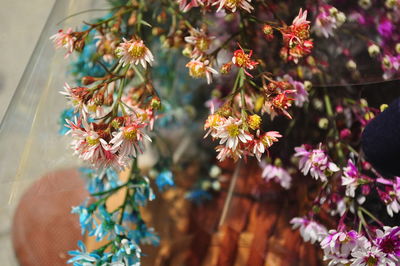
204 113 225 138
116 38 154 69
281 9 313 63
186 59 218 84
294 145 339 182
264 90 295 119
214 0 253 13
232 44 258 77
251 130 282 161
50 28 76 58
60 83 90 113
260 162 291 189
373 226 400 265
350 238 386 266
320 230 360 265
110 117 152 158
184 28 215 58
177 0 200 12
290 217 328 244
95 33 119 63
213 116 253 150
282 75 309 107
313 6 346 38
215 145 244 162
341 159 360 198
65 118 126 171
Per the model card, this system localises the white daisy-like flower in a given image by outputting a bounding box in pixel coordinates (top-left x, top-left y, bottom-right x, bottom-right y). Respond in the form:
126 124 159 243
116 38 154 69
213 116 253 150
110 123 152 158
290 217 328 244
50 28 76 58
214 0 253 13
186 58 218 84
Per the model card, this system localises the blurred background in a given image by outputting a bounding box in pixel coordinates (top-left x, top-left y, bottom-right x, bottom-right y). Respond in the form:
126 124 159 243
0 0 54 122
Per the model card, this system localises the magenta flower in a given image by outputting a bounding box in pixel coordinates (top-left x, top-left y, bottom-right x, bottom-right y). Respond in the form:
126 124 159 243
294 145 339 182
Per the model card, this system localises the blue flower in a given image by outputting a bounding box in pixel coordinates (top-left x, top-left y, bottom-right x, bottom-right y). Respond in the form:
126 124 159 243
185 189 213 205
111 238 141 265
155 170 174 191
71 203 94 235
128 223 160 246
89 205 125 241
67 241 101 265
132 177 155 206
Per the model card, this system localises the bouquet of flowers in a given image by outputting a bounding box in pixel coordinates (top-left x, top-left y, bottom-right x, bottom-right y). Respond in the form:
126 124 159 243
50 0 400 265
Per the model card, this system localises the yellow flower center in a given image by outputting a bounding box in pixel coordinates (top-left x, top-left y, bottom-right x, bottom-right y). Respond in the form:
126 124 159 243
123 129 137 140
226 0 240 7
129 43 146 58
86 136 99 146
189 63 206 78
227 124 239 137
248 114 261 130
197 38 210 51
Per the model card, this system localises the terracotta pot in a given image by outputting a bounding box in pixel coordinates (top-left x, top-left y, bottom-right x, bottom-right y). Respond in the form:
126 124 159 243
12 168 88 266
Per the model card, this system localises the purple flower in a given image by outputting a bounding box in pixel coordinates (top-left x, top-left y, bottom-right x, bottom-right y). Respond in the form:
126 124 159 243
341 159 360 197
378 19 393 39
294 145 339 182
320 230 361 264
375 226 400 264
260 162 292 189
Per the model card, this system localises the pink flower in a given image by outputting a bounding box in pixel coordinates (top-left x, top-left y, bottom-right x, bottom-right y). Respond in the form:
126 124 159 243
294 145 339 182
50 28 76 58
215 145 245 162
375 226 400 264
290 217 328 244
184 28 215 58
232 44 259 77
341 159 360 198
313 6 346 38
65 118 126 171
186 58 218 84
110 118 152 158
213 117 253 150
251 131 282 161
320 230 360 265
214 0 253 13
282 75 309 107
116 38 154 69
177 0 200 12
260 162 291 189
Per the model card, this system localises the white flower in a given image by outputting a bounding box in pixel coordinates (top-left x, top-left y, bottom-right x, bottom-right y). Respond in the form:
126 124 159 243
50 28 76 58
116 38 154 69
213 117 252 150
290 217 327 244
341 159 360 198
214 0 253 13
294 145 339 182
186 58 218 84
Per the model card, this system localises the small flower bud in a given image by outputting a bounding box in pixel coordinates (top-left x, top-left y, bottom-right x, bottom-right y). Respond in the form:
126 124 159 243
318 117 329 129
396 43 400 54
150 97 161 110
340 128 351 140
385 0 397 8
346 60 357 71
182 46 192 57
382 56 392 69
247 114 262 130
262 24 274 41
220 62 232 74
81 76 97 85
304 80 312 91
368 44 380 57
380 104 389 112
358 0 372 9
